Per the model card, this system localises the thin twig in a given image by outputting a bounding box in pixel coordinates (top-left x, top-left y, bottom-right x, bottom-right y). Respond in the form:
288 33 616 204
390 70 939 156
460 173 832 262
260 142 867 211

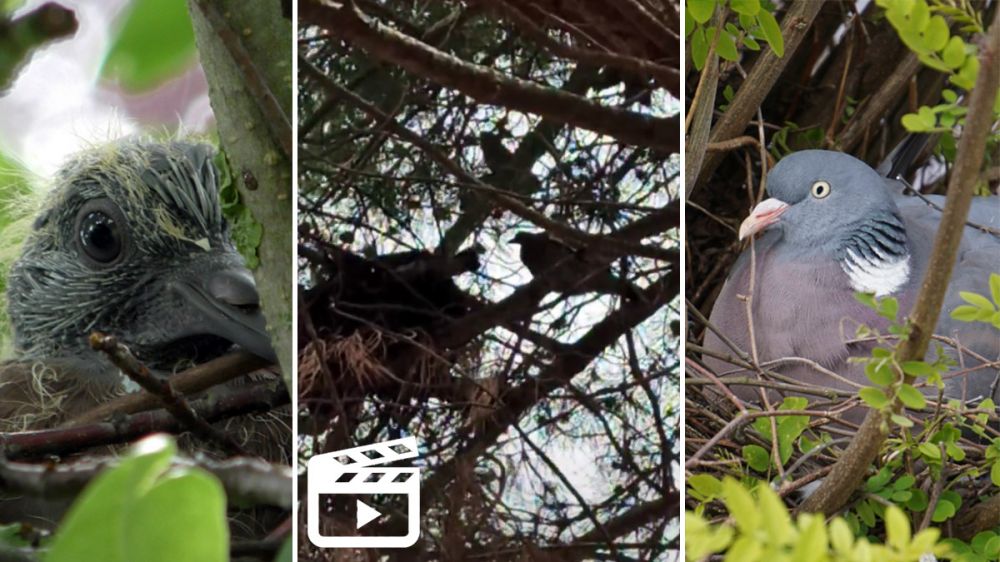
88 332 250 456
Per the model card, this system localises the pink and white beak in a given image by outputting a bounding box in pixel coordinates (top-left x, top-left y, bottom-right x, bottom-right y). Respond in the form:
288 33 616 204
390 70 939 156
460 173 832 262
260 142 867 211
738 198 789 240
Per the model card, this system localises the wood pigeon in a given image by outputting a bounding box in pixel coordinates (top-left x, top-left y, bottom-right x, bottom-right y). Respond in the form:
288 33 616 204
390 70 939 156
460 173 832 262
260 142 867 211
0 139 287 532
704 149 999 419
5 140 276 373
509 231 641 301
0 139 281 428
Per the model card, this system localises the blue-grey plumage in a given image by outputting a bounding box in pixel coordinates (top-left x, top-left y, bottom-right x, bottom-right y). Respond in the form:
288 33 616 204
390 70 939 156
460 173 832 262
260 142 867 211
706 150 999 421
5 139 277 385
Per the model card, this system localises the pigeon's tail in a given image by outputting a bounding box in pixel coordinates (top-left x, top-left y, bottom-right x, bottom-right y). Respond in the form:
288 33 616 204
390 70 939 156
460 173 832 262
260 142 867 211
876 133 934 180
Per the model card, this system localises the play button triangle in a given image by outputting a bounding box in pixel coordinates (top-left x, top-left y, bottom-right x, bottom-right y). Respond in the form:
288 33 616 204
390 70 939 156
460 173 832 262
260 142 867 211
356 499 381 529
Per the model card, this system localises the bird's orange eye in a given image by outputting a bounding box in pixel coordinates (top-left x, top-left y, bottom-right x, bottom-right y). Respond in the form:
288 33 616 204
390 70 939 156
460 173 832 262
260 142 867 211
811 180 831 199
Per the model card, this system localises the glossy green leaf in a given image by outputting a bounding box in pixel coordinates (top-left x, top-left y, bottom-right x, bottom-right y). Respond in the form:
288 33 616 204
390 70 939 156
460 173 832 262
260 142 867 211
101 0 197 92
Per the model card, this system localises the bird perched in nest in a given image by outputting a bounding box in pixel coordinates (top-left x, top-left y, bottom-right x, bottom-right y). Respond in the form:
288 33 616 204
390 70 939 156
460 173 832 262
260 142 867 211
705 149 999 421
0 138 279 430
509 231 641 301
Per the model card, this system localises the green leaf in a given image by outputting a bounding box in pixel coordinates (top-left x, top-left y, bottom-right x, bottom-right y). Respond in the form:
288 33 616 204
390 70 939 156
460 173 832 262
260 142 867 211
952 304 983 322
919 442 941 460
932 498 956 522
992 461 1000 487
900 361 934 378
47 435 177 562
917 105 937 128
742 444 771 472
691 26 708 71
856 499 876 527
878 297 899 320
723 84 735 102
829 518 853 553
756 9 783 57
757 485 792 543
273 538 293 562
960 291 996 311
123 470 228 562
902 112 930 132
689 474 723 499
942 36 966 69
885 505 912 546
855 291 878 310
924 15 949 52
792 514 827 560
860 387 890 409
989 273 1000 306
730 0 761 16
714 28 739 61
722 478 759 533
897 383 926 409
865 359 894 386
866 467 892 491
891 414 914 427
688 0 715 24
100 0 197 92
906 488 929 511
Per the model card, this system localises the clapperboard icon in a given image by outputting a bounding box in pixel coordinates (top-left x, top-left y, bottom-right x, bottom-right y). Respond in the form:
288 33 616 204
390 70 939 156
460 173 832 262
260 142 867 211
307 436 420 548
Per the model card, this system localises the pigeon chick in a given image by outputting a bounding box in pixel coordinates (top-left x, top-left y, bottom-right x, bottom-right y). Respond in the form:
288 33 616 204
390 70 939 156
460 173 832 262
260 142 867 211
1 138 279 428
705 150 999 419
509 231 641 301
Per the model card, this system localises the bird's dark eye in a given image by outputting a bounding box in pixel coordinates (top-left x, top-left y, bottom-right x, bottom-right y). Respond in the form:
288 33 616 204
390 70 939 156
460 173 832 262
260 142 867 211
811 180 831 199
75 199 127 266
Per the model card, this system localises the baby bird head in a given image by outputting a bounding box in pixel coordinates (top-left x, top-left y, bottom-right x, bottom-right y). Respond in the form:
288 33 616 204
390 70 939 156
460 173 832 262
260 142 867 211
5 138 276 379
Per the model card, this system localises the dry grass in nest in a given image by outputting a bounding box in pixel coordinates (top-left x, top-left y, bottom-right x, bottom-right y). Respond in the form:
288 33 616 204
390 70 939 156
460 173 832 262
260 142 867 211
299 329 450 404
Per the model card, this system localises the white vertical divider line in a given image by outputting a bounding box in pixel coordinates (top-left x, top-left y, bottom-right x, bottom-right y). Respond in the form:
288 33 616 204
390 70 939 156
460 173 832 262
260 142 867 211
290 0 300 555
677 0 687 558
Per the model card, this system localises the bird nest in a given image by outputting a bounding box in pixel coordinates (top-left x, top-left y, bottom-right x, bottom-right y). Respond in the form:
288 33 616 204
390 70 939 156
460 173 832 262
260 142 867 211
0 360 124 433
298 328 450 411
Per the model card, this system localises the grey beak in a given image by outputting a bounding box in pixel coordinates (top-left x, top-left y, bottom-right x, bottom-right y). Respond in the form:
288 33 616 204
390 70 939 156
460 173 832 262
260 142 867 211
170 267 278 364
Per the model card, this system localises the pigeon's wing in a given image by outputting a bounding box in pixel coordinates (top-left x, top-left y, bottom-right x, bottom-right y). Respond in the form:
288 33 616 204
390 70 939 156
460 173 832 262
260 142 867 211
705 234 866 388
899 195 1000 403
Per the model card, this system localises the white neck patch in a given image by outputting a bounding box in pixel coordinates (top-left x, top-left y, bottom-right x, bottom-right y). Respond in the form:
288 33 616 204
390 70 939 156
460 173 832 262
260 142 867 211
840 249 911 297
